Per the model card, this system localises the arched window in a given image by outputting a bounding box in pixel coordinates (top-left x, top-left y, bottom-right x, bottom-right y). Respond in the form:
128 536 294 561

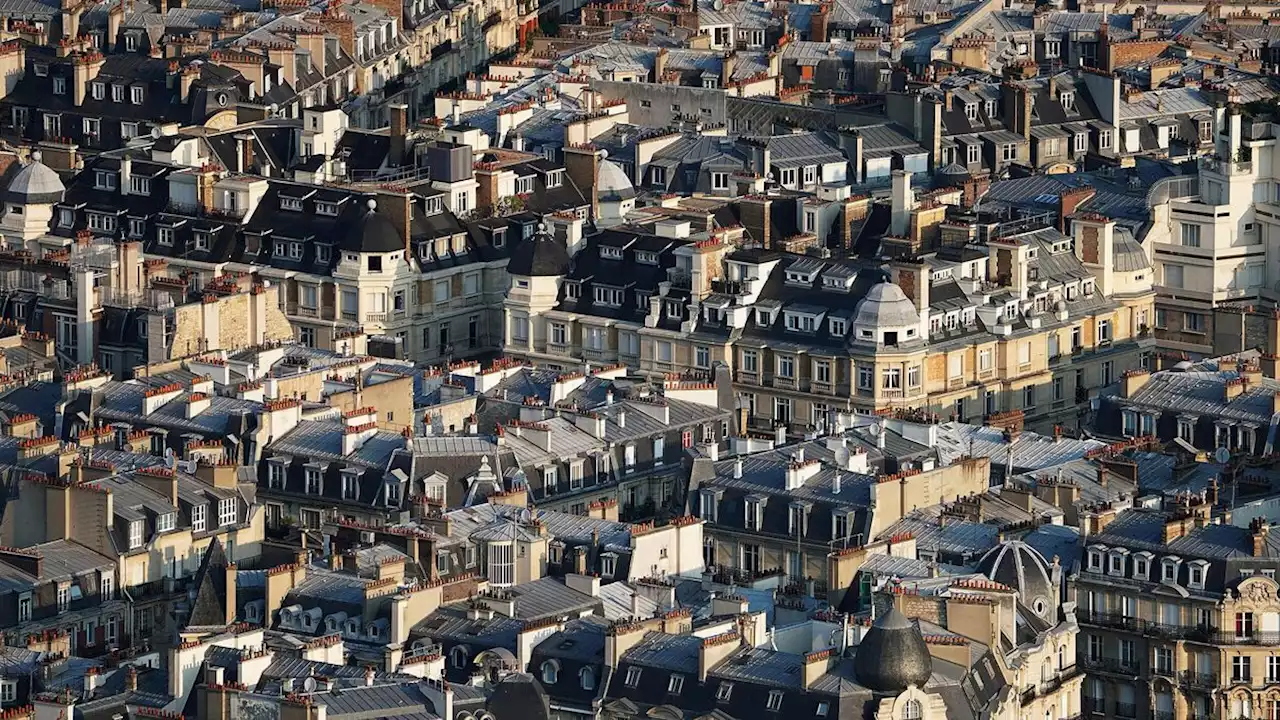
902 699 922 720
541 660 559 685
451 646 469 669
580 666 596 691
1058 645 1065 670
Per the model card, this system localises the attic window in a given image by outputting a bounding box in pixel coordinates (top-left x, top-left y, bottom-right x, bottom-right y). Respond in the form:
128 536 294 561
985 100 995 117
281 197 303 212
316 201 338 217
33 63 47 77
424 196 443 215
636 251 658 265
600 246 624 260
516 176 535 195
1060 91 1075 112
965 103 978 121
492 228 506 249
94 170 116 191
546 169 564 188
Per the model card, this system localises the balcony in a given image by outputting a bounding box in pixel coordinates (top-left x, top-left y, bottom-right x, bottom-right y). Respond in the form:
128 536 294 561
482 11 501 30
1219 631 1280 646
295 306 319 318
164 200 247 221
1082 655 1139 676
1079 610 1216 642
1180 671 1217 689
1115 702 1137 719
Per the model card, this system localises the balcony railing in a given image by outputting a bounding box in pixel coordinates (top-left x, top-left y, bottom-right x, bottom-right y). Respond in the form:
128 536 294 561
1115 702 1137 719
1219 631 1280 646
1082 655 1139 676
1180 670 1217 689
1079 610 1217 642
164 200 247 221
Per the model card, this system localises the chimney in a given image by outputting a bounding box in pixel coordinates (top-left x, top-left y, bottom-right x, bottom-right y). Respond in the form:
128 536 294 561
1120 370 1150 399
365 665 376 687
389 103 407 167
740 195 772 247
809 2 829 40
721 51 736 88
654 48 668 81
890 169 914 236
733 458 743 478
774 424 786 446
119 154 132 195
234 133 254 174
1253 519 1269 556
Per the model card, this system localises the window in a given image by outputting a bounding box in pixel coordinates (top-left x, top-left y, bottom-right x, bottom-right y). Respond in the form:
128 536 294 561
129 520 143 549
902 700 922 720
668 674 684 694
1060 91 1075 111
741 349 758 373
907 365 920 388
1100 130 1112 149
695 346 710 368
95 170 116 190
17 596 29 623
711 172 728 190
625 667 642 687
156 513 175 533
541 661 558 684
814 360 831 384
83 117 100 137
766 691 783 711
1237 611 1255 638
1097 319 1112 343
580 667 595 690
650 166 666 186
488 542 514 586
857 365 873 390
1181 223 1201 247
53 76 66 95
1075 132 1087 153
1184 312 1204 333
218 497 237 526
191 503 207 533
967 144 980 164
131 86 144 104
716 683 733 702
882 367 901 390
778 355 794 378
0 681 14 703
1235 656 1252 682
551 323 567 345
802 165 817 185
1189 563 1205 588
1045 40 1061 58
965 103 978 121
1001 143 1017 162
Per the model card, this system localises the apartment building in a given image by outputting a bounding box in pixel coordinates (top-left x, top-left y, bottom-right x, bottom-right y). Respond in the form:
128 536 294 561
1144 104 1274 356
1072 502 1280 720
504 173 1156 435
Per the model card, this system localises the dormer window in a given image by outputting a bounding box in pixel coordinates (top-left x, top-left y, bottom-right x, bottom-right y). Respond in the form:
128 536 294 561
985 100 996 117
564 281 580 300
829 318 847 336
91 82 104 100
424 196 443 215
281 197 303 212
131 86 143 105
1108 550 1127 576
156 512 175 533
516 175 535 195
1060 91 1075 112
1162 557 1181 583
546 169 564 188
1188 561 1208 589
131 176 150 196
129 520 144 549
965 103 978 121
1086 548 1102 572
95 170 116 190
601 246 624 260
594 286 624 307
637 251 659 265
33 63 47 77
193 231 210 251
316 201 338 216
53 76 66 95
666 301 682 319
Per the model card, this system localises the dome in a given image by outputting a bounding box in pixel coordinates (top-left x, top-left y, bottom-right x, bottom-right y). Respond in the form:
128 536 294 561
977 540 1056 619
596 157 636 202
507 221 571 277
853 282 920 331
487 673 550 720
853 607 933 693
8 152 65 204
340 198 404 253
938 162 970 180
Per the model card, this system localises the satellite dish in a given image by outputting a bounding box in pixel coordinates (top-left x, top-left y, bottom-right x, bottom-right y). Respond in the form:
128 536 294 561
302 677 317 693
867 423 881 436
833 446 850 468
712 0 724 8
164 448 177 469
1214 447 1231 464
150 126 162 140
